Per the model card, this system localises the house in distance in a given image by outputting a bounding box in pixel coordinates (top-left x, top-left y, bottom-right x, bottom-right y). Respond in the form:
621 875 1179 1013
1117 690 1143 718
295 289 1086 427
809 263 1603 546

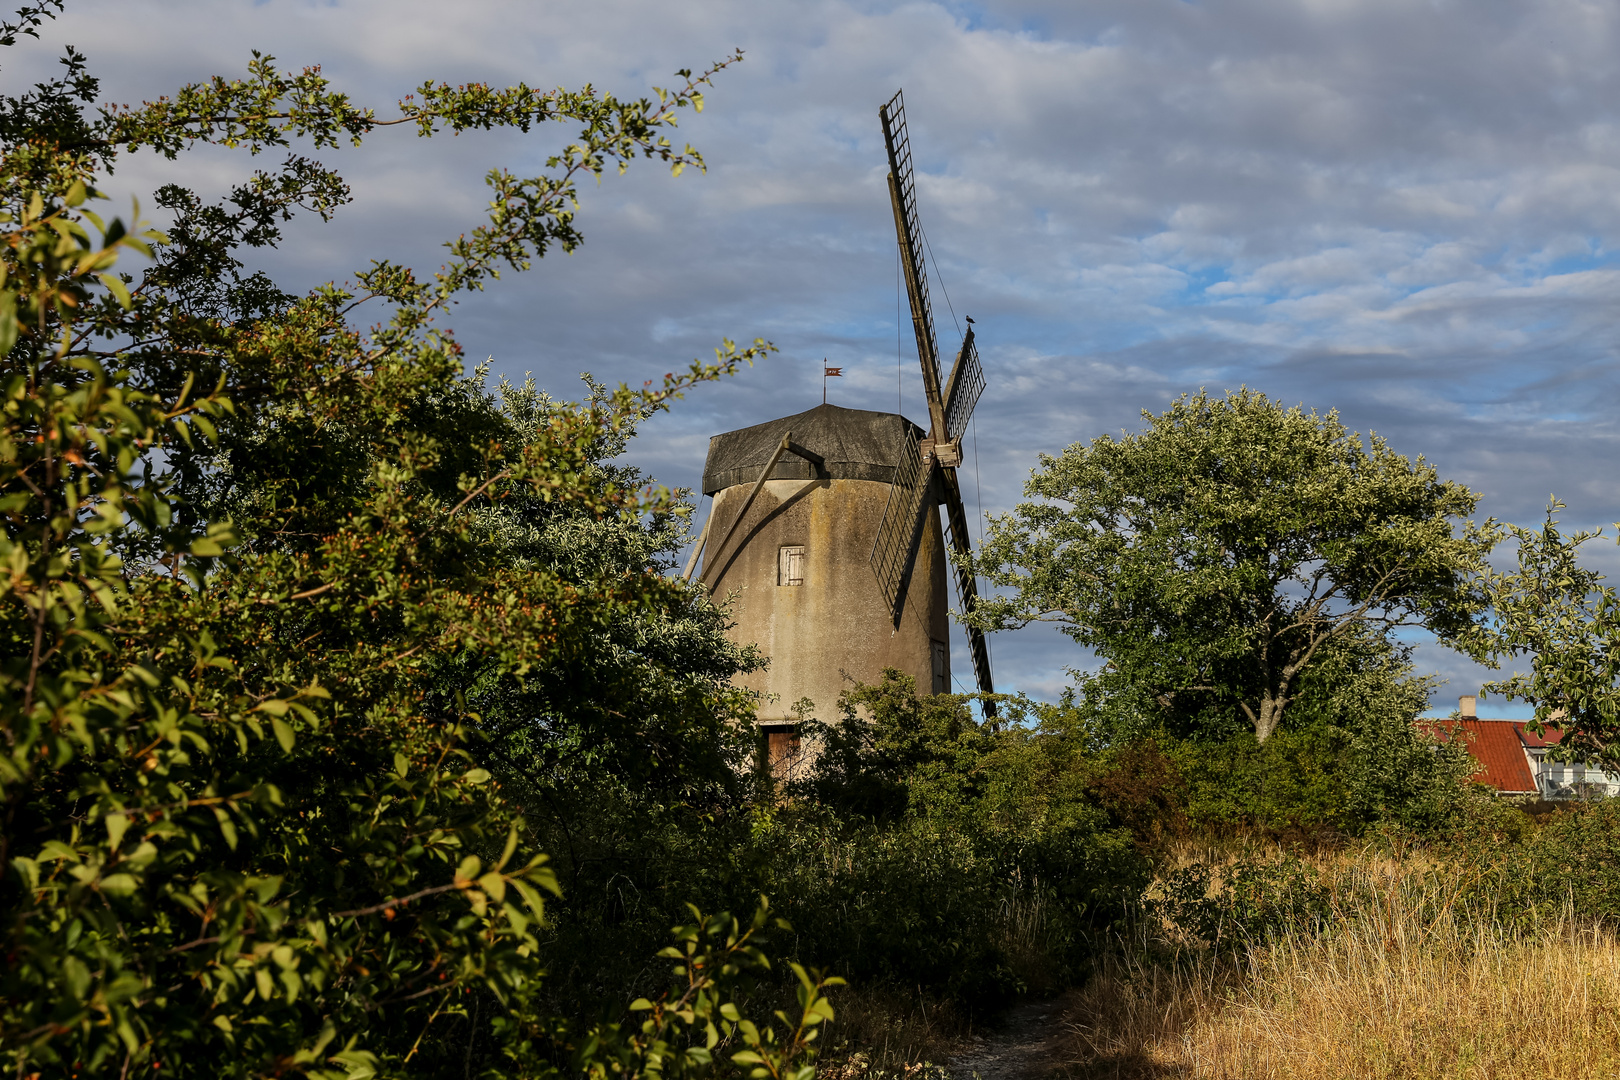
1432 694 1620 801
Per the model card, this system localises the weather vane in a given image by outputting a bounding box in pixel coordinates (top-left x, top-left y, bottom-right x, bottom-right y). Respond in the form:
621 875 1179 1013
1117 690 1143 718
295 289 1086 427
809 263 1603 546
822 359 842 404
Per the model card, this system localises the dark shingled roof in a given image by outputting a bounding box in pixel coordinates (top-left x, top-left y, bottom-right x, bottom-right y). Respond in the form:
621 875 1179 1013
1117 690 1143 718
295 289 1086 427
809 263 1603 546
702 404 925 495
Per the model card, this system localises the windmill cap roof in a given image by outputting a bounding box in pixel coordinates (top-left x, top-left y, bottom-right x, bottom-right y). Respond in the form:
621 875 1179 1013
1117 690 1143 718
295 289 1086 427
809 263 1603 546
702 403 926 494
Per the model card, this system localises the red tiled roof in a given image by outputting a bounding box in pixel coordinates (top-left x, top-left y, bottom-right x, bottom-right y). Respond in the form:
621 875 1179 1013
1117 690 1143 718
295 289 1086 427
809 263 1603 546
1512 721 1565 749
1422 718 1539 794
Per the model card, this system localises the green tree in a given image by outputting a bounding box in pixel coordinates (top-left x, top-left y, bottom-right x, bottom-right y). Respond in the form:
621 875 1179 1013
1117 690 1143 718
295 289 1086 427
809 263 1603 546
1471 501 1620 769
439 374 772 1020
0 6 840 1077
965 388 1497 742
448 374 764 805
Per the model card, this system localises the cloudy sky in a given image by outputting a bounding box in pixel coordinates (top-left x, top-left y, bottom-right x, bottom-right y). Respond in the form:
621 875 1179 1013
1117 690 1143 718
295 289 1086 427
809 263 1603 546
20 0 1620 716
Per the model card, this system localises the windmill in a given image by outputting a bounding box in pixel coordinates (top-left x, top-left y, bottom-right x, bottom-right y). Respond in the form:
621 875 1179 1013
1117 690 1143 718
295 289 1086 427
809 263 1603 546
683 90 992 741
870 89 996 713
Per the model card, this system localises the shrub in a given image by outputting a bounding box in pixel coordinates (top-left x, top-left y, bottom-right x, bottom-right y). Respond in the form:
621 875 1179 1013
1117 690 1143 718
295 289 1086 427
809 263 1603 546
1474 799 1620 925
771 672 1149 1005
1150 857 1334 950
0 15 835 1076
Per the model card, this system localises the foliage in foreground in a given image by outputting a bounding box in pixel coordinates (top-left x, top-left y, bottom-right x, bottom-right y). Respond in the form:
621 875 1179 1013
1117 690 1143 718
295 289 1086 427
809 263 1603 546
0 8 837 1077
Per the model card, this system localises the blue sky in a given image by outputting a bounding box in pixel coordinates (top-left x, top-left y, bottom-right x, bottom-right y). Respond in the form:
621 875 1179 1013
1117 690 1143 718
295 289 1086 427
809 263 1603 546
21 0 1620 718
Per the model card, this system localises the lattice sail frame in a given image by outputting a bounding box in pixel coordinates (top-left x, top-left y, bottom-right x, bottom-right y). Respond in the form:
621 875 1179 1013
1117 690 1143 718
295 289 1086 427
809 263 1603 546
869 427 931 621
944 330 985 443
879 90 941 388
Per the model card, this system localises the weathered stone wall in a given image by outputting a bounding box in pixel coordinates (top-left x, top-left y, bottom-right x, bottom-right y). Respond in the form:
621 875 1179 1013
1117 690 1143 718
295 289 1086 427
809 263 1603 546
701 476 948 723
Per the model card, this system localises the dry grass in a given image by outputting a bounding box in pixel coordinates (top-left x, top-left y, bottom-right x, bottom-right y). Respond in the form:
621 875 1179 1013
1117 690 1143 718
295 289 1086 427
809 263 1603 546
1062 847 1620 1079
817 985 966 1079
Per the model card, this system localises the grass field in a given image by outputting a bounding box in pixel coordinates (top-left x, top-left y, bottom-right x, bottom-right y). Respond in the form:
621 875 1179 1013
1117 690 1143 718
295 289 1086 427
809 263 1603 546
1063 844 1620 1079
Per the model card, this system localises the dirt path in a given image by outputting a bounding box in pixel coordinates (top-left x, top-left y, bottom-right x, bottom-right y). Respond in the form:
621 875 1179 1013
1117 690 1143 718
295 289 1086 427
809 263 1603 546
947 997 1072 1080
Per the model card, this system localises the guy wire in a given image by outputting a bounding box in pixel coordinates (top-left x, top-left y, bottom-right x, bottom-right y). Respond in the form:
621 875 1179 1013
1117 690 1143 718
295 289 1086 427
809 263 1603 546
919 223 962 338
896 245 903 414
972 413 985 545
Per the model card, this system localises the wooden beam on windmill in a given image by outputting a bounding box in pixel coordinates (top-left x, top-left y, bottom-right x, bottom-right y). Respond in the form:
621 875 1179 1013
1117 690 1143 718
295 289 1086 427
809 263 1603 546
692 432 824 585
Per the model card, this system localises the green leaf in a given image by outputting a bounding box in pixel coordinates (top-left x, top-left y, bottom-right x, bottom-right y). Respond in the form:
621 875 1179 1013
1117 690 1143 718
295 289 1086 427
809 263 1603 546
271 715 295 753
0 290 17 356
11 857 38 892
477 872 506 902
97 272 132 309
105 812 129 851
100 873 138 897
39 841 80 863
509 877 549 920
496 824 519 871
214 808 239 851
62 956 90 1001
331 1050 378 1080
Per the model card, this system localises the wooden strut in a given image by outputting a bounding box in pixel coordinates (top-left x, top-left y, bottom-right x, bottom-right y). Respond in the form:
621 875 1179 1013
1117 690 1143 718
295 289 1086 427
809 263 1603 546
679 507 712 581
691 433 823 586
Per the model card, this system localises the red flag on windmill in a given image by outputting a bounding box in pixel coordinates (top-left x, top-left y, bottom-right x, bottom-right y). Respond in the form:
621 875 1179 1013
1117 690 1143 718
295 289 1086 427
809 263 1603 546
822 360 842 403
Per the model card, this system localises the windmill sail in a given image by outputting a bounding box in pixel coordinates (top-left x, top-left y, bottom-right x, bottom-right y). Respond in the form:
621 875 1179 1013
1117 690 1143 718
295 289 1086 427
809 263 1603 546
875 89 997 712
943 328 985 443
881 91 949 438
940 469 995 697
870 426 931 622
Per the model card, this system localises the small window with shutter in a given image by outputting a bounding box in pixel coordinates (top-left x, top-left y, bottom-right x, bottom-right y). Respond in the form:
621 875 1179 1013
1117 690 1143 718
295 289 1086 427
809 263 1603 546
931 640 949 695
778 545 805 586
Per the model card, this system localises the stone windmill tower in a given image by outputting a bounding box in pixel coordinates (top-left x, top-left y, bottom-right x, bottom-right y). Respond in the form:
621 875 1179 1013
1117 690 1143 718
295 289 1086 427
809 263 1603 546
682 90 995 748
